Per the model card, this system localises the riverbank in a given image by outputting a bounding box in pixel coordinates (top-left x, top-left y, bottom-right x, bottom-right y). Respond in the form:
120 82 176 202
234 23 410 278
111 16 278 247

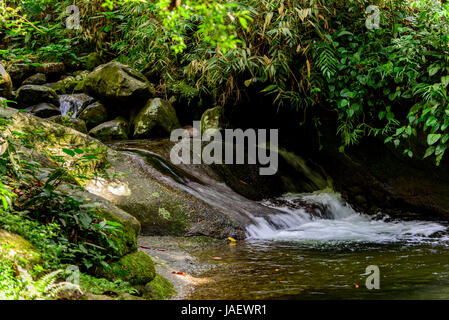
138 236 220 299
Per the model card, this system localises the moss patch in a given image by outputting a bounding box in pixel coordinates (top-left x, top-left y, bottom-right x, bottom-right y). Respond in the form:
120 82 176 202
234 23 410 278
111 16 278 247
104 251 156 285
0 229 41 266
143 274 176 300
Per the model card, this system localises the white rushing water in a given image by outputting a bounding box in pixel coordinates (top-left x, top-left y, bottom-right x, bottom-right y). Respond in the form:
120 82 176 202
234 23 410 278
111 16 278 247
59 94 93 117
246 191 448 243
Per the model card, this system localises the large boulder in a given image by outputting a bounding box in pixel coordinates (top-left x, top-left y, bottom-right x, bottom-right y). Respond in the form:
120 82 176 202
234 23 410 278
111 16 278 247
49 115 88 134
30 102 60 118
102 251 156 285
83 62 154 104
0 107 249 239
78 101 108 129
50 71 89 94
89 117 129 142
16 85 59 107
133 98 180 138
0 63 12 98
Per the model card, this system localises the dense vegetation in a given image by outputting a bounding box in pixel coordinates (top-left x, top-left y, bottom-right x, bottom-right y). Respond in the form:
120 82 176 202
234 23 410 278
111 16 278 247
3 0 449 163
1 0 449 299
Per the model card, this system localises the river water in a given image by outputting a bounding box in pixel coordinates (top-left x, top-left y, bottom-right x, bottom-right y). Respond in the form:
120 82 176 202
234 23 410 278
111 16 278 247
187 192 449 299
111 142 449 299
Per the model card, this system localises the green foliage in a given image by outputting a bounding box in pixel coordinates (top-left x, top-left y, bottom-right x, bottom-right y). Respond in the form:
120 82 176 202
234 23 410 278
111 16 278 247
0 113 123 272
79 272 138 295
4 0 449 166
14 267 82 300
0 254 81 300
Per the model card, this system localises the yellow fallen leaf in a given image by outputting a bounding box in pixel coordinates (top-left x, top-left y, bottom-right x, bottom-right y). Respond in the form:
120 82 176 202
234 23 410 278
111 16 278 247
227 237 236 242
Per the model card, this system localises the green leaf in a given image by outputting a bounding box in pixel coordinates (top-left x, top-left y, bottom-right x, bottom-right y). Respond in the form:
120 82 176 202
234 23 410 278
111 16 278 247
435 144 447 156
62 148 75 157
424 146 436 158
335 30 353 37
262 84 276 92
79 212 92 228
1 196 8 210
428 64 441 77
427 133 441 146
338 99 349 108
238 17 248 31
442 75 449 87
394 139 400 147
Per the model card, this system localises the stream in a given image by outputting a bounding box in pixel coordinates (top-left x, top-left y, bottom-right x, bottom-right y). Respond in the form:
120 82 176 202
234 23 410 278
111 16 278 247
111 141 449 300
186 192 449 299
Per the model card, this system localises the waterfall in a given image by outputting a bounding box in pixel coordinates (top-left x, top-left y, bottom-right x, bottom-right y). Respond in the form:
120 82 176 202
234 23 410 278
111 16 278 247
247 191 448 243
59 94 94 117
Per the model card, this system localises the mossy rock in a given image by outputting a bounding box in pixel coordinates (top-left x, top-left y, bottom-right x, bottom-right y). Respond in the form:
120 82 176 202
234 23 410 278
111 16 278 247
22 73 46 86
133 98 180 138
0 63 13 98
89 117 129 142
50 77 78 94
0 229 41 266
83 62 155 105
0 106 108 180
16 85 59 107
200 106 222 135
78 101 108 129
50 115 88 134
51 71 88 94
6 61 36 85
105 251 156 285
143 275 176 300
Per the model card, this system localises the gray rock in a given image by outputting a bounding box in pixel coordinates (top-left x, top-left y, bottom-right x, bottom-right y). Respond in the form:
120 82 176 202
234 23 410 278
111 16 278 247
16 84 59 106
133 98 180 138
83 62 154 105
89 117 129 142
78 101 108 129
22 73 47 85
49 115 88 134
30 102 60 118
